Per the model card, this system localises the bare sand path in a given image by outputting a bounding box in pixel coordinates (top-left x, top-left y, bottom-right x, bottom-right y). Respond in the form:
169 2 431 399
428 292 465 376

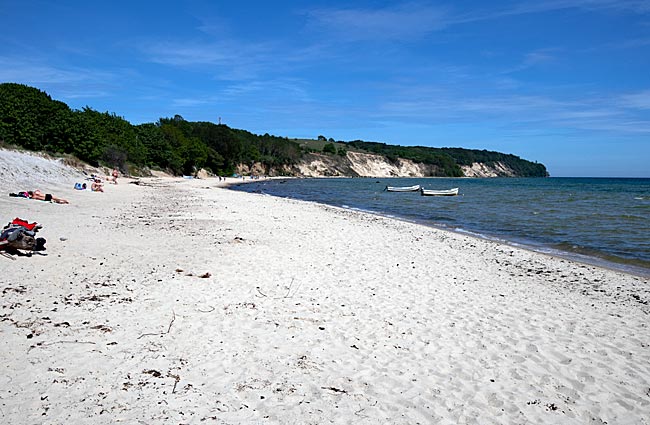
1 149 649 424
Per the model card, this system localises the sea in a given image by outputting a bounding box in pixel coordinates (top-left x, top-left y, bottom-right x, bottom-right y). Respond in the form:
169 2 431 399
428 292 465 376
230 177 650 277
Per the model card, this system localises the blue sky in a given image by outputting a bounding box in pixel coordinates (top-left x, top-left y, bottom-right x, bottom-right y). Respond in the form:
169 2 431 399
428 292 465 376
1 0 649 177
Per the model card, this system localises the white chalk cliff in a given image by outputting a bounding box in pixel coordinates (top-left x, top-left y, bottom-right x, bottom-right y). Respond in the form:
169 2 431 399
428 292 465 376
290 152 518 178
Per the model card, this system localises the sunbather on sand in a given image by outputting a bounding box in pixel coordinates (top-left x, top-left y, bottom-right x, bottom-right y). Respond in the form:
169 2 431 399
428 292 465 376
27 190 69 204
91 179 104 192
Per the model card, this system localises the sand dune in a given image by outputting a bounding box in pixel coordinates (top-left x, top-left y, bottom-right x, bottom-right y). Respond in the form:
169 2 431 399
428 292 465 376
1 149 649 424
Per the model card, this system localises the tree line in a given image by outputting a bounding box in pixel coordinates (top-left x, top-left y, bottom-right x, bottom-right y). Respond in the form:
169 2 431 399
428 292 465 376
0 83 548 177
0 83 301 175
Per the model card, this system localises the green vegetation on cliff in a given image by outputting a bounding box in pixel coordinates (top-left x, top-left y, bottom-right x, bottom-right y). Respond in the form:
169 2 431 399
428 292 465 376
0 83 547 177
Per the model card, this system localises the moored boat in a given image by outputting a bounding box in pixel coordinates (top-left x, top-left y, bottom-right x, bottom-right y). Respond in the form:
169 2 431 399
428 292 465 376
420 187 459 196
386 185 421 192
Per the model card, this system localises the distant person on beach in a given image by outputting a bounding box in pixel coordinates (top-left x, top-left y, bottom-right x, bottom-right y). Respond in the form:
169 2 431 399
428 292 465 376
27 190 69 204
91 179 104 192
109 168 119 184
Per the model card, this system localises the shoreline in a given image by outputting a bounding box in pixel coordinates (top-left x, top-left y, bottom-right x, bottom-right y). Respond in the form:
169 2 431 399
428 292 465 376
410 218 650 279
377 208 650 279
1 153 649 423
228 177 650 279
297 197 650 279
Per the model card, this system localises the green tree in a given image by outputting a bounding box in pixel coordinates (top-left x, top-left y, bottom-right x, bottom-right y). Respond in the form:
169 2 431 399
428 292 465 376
0 83 74 152
73 107 145 167
323 143 336 154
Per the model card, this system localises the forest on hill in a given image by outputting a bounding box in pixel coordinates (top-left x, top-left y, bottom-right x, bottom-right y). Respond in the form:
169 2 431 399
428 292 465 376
0 83 548 177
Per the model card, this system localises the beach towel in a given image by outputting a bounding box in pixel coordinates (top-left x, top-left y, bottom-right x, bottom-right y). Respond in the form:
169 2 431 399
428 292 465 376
10 218 40 231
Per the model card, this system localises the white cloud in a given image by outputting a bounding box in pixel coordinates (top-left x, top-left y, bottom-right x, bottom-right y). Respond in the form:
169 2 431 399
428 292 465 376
498 48 560 74
458 0 650 23
301 1 649 45
619 90 650 109
377 88 650 135
0 57 100 85
138 38 333 82
0 56 124 100
143 43 231 67
171 97 214 108
304 3 450 41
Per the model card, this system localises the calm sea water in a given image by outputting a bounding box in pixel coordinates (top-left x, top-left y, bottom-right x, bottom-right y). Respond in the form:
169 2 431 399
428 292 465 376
231 178 650 276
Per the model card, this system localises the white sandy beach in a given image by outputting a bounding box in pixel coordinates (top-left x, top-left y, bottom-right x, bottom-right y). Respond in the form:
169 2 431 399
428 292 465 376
1 149 649 424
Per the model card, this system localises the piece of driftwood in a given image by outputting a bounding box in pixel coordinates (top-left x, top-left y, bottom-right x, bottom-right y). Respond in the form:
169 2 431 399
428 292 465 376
137 311 176 339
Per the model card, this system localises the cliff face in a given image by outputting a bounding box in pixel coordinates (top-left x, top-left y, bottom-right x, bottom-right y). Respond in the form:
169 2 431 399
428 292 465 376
293 152 521 178
346 152 429 177
290 152 451 177
460 161 517 177
240 152 524 178
292 152 357 177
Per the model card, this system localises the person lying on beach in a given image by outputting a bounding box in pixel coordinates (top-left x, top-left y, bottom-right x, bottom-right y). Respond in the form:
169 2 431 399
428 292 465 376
27 190 69 204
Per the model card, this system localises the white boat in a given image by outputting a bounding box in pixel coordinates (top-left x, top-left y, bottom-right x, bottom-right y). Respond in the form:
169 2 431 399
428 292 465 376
386 184 421 192
420 187 459 196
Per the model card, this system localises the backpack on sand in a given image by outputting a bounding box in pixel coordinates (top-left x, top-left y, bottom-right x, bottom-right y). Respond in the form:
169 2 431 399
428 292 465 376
0 218 46 252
